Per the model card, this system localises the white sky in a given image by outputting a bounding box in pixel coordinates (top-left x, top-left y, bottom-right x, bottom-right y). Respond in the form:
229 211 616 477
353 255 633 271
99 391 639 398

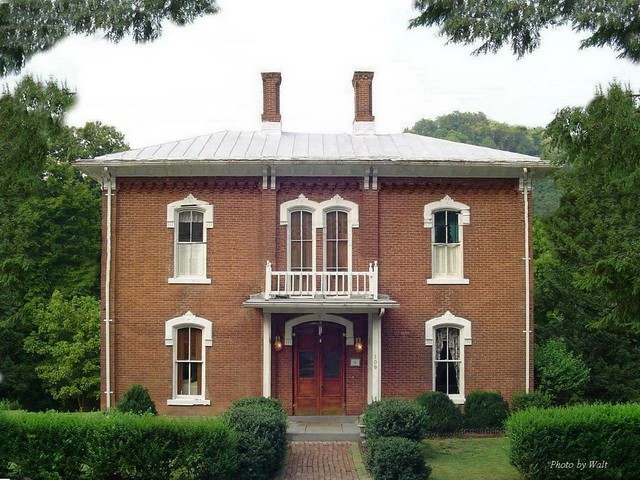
6 0 640 148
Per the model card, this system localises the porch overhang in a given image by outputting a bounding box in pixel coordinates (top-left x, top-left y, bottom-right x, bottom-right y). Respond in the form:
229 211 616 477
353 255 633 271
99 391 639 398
243 293 399 313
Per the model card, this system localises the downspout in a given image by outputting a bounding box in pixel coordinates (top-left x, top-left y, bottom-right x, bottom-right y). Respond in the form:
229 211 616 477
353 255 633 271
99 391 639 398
523 168 531 393
104 168 114 409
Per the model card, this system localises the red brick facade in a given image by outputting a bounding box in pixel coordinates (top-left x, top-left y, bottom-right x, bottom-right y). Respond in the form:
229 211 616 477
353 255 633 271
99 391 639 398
101 175 534 415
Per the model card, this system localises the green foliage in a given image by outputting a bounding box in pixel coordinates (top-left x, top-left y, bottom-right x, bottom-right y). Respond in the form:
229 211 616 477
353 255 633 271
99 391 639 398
407 111 544 156
363 398 430 441
463 391 509 429
366 437 432 480
23 292 100 411
544 83 640 332
415 391 463 434
0 1 220 76
507 403 640 479
0 399 21 411
222 398 287 480
535 339 589 406
116 384 158 415
0 410 238 480
0 77 128 411
510 391 551 412
409 0 640 62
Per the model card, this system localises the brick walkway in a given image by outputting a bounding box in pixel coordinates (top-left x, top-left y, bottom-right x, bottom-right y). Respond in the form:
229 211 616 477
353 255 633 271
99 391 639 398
283 441 362 479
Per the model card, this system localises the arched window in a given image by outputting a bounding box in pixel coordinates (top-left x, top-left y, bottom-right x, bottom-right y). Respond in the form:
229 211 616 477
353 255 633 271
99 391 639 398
167 195 213 284
289 210 313 273
165 312 212 405
425 311 472 404
424 195 470 284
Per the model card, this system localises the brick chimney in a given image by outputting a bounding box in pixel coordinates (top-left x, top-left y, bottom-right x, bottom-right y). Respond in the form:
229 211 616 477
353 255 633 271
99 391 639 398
352 71 375 135
261 72 282 133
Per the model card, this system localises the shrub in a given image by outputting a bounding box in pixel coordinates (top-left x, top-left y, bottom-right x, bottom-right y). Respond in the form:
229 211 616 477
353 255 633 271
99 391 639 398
535 339 589 405
511 391 552 412
507 403 640 479
463 391 509 429
116 383 157 415
416 391 463 434
0 410 238 480
363 398 430 441
223 399 287 480
366 437 431 480
0 399 21 411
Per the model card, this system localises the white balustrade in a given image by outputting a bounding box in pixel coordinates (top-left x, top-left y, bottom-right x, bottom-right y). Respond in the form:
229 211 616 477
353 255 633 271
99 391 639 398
263 261 379 299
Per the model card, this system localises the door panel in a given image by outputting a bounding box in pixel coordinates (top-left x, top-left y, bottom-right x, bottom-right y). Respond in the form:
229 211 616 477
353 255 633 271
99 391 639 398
293 322 346 415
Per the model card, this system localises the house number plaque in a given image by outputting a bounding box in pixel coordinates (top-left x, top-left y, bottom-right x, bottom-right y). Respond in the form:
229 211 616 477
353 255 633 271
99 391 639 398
350 358 361 367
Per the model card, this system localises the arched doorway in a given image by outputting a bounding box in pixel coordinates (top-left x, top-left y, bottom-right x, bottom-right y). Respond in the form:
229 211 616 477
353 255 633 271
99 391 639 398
293 321 346 415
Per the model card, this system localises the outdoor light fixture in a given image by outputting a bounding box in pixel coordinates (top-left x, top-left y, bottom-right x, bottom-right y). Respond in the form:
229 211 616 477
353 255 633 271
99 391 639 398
354 337 364 353
273 335 283 352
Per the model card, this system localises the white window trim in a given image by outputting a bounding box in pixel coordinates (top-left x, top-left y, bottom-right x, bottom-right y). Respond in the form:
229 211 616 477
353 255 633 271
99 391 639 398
165 311 212 406
167 194 213 284
424 195 470 284
280 194 359 278
425 311 472 404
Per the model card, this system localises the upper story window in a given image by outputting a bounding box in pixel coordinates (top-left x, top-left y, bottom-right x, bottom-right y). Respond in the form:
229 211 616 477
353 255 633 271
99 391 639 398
167 195 213 284
424 195 470 285
325 210 349 272
289 210 313 272
425 311 472 404
165 311 212 406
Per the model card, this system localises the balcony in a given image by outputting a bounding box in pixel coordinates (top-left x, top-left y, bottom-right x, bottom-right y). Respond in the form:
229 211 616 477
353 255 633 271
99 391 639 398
263 260 378 300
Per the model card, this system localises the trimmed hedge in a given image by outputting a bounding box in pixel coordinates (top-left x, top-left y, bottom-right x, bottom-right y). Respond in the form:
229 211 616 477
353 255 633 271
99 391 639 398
363 398 430 441
366 437 431 480
116 383 158 415
463 391 509 429
416 391 463 434
507 403 640 480
511 391 552 412
0 411 237 480
223 397 288 480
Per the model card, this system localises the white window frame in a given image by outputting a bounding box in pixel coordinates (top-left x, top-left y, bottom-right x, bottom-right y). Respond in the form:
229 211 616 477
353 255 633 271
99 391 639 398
167 194 213 284
165 311 212 406
424 195 470 284
425 311 472 404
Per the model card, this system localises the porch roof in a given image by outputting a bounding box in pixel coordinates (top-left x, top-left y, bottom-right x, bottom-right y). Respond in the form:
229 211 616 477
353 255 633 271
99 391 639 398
243 293 399 313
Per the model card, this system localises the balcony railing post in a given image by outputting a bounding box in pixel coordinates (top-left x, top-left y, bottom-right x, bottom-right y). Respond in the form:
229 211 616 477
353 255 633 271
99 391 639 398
264 261 272 300
372 261 379 300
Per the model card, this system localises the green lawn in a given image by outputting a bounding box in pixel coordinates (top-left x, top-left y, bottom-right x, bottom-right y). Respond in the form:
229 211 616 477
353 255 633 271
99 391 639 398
424 436 522 480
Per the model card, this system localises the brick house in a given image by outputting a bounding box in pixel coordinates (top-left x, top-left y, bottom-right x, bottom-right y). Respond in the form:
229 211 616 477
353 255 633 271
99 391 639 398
75 72 545 415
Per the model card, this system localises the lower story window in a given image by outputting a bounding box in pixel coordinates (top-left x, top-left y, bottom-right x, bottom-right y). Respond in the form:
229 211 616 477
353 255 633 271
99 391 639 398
434 326 461 395
176 327 203 396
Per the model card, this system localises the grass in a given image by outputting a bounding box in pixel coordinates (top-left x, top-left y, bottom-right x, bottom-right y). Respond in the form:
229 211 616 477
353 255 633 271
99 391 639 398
424 436 521 480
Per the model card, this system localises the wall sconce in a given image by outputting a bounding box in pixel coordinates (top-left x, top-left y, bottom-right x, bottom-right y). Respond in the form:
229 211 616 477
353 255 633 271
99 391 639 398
354 337 364 353
273 335 283 352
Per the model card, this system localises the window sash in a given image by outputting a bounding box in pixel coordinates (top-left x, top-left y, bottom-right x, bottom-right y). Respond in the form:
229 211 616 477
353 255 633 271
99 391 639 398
176 243 206 277
434 327 462 395
433 244 460 277
175 327 204 397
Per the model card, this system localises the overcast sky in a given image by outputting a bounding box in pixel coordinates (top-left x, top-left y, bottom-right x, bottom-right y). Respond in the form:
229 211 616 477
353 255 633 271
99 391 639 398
7 0 640 148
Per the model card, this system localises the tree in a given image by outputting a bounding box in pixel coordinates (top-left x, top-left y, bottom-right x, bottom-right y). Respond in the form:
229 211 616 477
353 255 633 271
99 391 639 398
535 339 589 405
24 292 100 411
0 0 219 76
0 77 127 410
544 83 640 332
409 0 640 62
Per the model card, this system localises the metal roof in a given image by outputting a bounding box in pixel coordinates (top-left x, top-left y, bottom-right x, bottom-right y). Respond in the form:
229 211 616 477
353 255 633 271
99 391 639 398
90 131 541 163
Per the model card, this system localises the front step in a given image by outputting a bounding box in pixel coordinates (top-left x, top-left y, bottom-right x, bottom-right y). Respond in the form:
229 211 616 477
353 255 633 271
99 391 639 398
287 415 363 441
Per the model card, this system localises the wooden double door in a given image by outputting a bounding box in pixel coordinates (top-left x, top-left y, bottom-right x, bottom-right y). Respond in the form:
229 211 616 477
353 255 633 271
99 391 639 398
294 322 346 415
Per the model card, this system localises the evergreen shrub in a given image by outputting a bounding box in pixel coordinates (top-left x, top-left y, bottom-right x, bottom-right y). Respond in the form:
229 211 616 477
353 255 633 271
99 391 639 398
463 391 509 429
507 403 640 479
115 383 157 415
511 391 552 412
0 411 237 480
366 436 431 480
416 391 463 434
223 397 288 480
362 398 430 441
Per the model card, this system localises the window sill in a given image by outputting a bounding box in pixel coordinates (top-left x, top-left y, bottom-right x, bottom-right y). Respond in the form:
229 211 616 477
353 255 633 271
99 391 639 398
448 394 466 405
427 278 469 285
168 277 212 285
167 398 211 406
